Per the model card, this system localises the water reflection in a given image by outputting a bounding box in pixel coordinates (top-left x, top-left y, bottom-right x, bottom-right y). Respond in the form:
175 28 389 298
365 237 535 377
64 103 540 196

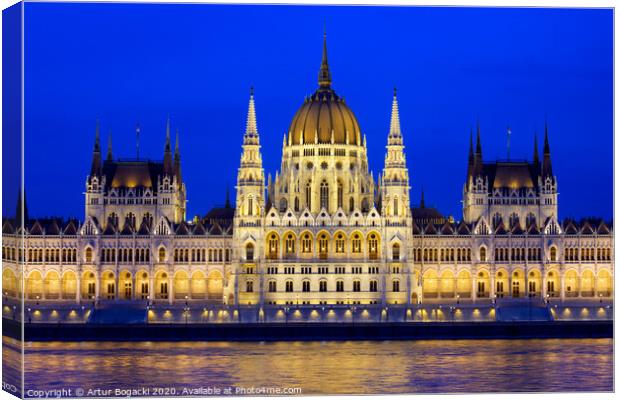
3 337 613 395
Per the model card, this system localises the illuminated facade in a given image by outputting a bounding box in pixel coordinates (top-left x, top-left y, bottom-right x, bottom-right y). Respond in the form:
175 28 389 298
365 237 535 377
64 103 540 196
1 36 614 307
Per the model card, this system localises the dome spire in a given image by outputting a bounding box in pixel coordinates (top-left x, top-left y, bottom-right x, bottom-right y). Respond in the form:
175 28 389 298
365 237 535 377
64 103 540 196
388 87 402 145
244 86 259 145
318 30 332 89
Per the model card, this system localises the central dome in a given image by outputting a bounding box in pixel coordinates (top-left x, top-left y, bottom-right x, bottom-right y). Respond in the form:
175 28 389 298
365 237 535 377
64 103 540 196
287 34 362 146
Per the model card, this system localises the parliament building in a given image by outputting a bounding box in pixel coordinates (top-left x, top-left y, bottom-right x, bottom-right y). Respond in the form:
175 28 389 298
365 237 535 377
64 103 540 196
2 36 614 308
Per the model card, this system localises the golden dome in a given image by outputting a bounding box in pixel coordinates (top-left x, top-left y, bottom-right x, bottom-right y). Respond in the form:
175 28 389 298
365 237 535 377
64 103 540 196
288 91 361 146
287 33 362 146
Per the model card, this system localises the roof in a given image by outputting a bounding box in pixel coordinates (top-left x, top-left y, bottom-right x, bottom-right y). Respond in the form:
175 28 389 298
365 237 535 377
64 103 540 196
103 160 164 190
481 161 538 190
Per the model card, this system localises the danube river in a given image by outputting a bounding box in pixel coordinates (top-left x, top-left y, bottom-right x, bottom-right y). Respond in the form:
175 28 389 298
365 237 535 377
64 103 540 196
3 337 613 395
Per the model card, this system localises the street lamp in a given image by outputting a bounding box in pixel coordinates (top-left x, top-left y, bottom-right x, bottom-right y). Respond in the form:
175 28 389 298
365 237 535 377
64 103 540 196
599 293 603 304
456 294 460 305
545 293 550 305
36 295 40 306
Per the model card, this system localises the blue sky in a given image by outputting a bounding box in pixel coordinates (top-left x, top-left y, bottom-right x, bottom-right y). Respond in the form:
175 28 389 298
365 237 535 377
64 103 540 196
11 3 613 221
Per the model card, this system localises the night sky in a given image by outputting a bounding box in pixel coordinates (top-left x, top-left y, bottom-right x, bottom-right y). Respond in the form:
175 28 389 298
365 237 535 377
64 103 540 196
11 3 613 221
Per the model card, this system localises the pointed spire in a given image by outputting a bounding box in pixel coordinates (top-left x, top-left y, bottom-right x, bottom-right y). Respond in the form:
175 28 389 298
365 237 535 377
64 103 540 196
420 188 425 209
318 30 332 89
475 121 482 156
225 187 231 208
163 117 173 175
165 116 171 152
106 131 113 162
388 87 403 145
244 86 260 145
533 132 539 165
174 129 180 160
90 120 102 176
542 122 553 177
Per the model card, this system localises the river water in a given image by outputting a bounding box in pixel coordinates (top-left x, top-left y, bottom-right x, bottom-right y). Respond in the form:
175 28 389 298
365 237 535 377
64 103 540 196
3 337 613 396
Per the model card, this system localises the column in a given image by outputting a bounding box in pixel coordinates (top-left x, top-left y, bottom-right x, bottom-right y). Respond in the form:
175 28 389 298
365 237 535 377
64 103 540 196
168 275 174 305
490 272 496 300
76 273 81 305
149 274 155 301
471 275 477 304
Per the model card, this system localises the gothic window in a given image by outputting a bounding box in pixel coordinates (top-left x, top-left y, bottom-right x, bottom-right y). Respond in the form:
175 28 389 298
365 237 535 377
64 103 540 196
318 233 329 259
285 281 293 292
361 198 370 213
294 197 300 212
267 233 279 259
247 196 254 216
335 233 345 253
284 234 295 257
337 181 344 209
302 233 312 253
302 281 310 292
305 181 312 209
480 246 487 262
368 233 379 260
369 280 378 292
246 243 254 261
392 243 400 261
246 281 254 293
392 280 400 292
268 281 277 292
349 197 354 212
319 280 327 292
550 246 557 262
351 234 362 254
320 180 329 210
279 198 288 213
336 280 344 292
393 197 399 216
85 247 93 263
353 280 361 292
158 247 166 263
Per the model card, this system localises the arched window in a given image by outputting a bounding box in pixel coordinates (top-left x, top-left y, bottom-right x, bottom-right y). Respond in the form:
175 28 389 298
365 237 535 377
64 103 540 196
368 233 379 260
361 198 370 213
279 198 287 213
85 247 93 263
267 233 279 259
480 246 487 262
108 212 118 227
285 281 294 292
246 243 255 261
305 181 312 210
158 247 166 263
335 233 345 253
509 213 519 229
351 234 362 254
284 234 295 257
320 180 329 210
392 243 400 261
318 233 328 259
301 233 312 253
392 280 400 292
393 197 399 216
246 281 254 293
268 281 277 292
369 280 378 292
526 213 536 228
294 197 300 212
302 281 310 292
319 280 327 292
247 196 254 216
492 213 502 229
337 181 344 209
349 197 354 212
336 280 344 292
353 280 361 292
550 246 557 262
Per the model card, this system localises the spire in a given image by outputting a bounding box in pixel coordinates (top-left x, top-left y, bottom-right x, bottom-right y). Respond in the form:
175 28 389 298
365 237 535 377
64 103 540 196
90 120 102 176
532 132 539 166
542 123 553 177
174 129 182 185
467 129 475 179
475 121 482 156
420 188 425 209
174 129 180 160
163 117 173 175
318 30 332 89
225 187 231 208
472 122 483 178
244 87 260 144
106 131 113 162
388 87 403 145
